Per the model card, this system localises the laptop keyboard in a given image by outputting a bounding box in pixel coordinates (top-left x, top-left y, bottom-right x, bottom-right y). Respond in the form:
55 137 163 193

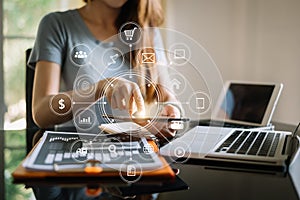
215 130 281 157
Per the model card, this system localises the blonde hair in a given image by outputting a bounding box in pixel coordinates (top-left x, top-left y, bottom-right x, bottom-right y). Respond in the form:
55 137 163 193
84 0 164 102
118 0 164 102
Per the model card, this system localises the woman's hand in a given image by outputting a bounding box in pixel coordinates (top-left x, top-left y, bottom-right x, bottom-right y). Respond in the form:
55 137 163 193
159 104 181 118
104 77 145 116
145 104 181 139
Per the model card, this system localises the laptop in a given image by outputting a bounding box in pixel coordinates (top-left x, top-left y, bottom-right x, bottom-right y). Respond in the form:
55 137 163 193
199 80 283 128
160 123 300 172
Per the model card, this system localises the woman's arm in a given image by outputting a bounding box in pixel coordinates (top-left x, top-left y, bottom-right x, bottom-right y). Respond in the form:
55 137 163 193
32 61 146 128
32 61 72 128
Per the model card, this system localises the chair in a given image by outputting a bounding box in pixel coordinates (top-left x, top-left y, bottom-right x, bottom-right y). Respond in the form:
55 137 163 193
25 49 38 129
25 48 39 153
26 49 57 153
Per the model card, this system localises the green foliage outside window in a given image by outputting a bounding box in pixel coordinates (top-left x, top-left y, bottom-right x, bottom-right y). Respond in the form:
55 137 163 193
4 131 33 200
3 1 78 199
3 0 58 106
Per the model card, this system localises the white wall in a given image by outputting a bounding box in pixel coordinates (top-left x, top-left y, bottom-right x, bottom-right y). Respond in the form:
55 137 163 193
165 0 300 125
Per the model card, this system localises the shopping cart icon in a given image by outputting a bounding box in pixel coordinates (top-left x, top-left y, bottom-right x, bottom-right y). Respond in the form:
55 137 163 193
124 27 137 41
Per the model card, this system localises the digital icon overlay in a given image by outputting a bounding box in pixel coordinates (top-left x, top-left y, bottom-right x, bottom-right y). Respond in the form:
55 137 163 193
70 44 91 66
137 47 156 65
74 75 96 98
189 91 211 114
168 43 191 66
49 93 72 116
119 22 142 46
74 109 97 131
102 48 125 70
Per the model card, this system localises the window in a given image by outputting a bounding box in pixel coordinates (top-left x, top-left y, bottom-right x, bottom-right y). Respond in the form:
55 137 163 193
1 1 84 199
3 0 83 129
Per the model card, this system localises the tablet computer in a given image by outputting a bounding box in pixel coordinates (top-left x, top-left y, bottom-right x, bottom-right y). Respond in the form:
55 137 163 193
202 80 283 127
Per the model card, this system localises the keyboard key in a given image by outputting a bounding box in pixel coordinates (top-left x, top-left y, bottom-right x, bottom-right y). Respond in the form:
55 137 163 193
237 132 258 154
72 152 79 159
87 153 94 160
63 152 71 159
95 152 102 161
227 131 250 153
258 132 275 156
45 153 55 164
54 153 63 162
269 134 280 157
248 132 266 155
215 130 242 152
102 153 111 162
110 152 118 158
132 150 139 154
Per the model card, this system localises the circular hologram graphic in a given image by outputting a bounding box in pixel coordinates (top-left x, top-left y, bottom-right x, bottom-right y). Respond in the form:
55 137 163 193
70 44 91 66
74 75 96 98
49 93 72 116
119 159 142 184
72 27 224 168
99 137 124 162
119 22 142 46
168 71 187 96
134 141 158 162
70 139 93 163
188 91 211 115
168 43 191 66
136 47 157 66
73 108 97 132
102 47 125 71
163 141 191 164
98 72 163 131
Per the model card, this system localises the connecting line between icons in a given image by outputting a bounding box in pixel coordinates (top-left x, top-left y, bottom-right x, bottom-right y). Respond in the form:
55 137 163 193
129 44 132 78
181 102 190 105
72 102 107 105
129 127 133 160
87 62 112 87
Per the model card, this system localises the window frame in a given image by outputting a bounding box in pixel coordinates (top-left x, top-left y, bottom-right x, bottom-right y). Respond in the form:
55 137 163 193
1 1 5 200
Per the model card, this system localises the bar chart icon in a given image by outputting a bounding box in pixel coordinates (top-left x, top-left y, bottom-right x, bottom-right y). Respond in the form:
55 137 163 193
79 116 92 124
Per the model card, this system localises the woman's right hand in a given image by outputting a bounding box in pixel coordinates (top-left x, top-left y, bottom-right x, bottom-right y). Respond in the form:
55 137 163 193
104 77 146 116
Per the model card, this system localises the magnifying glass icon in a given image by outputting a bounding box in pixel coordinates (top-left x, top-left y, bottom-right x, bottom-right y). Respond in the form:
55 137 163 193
108 144 117 153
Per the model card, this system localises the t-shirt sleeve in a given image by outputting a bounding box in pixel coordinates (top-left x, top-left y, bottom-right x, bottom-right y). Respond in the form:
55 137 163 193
28 12 66 69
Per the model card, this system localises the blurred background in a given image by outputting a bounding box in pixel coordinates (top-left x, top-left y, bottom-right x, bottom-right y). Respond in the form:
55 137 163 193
0 0 299 199
1 0 299 131
165 0 300 125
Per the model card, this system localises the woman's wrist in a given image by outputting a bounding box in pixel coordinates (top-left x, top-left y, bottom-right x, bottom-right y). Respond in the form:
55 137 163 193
157 101 183 117
95 78 110 100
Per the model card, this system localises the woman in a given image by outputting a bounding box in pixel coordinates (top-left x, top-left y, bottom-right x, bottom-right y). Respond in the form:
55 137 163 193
29 0 181 138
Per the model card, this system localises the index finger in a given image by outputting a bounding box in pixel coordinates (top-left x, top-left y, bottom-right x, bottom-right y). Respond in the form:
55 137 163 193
131 84 145 116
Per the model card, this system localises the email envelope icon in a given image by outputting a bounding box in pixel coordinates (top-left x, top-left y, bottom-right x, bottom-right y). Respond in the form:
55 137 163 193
142 53 156 64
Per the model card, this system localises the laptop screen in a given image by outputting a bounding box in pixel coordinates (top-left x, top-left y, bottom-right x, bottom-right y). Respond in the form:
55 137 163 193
217 83 275 124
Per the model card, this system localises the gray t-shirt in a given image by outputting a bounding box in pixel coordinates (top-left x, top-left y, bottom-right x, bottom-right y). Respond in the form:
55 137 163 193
29 9 169 132
29 9 109 91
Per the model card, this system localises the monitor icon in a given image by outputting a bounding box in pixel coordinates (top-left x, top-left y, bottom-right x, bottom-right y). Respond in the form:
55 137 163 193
174 49 185 59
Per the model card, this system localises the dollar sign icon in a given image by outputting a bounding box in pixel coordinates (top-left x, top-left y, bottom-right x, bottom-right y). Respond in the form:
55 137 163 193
58 98 65 110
